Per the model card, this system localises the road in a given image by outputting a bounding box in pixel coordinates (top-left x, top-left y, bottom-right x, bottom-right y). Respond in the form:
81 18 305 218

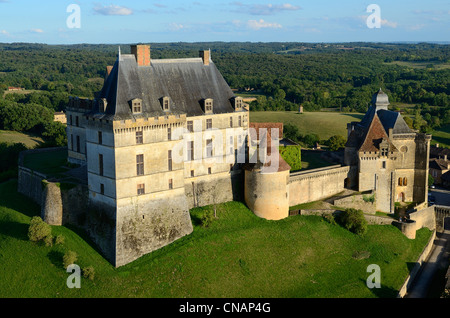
405 187 450 298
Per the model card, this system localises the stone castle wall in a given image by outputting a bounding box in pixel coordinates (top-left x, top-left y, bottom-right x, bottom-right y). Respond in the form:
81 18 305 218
288 165 351 207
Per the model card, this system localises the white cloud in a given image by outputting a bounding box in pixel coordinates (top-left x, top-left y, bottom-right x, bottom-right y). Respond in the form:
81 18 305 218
30 28 44 33
169 23 186 31
232 2 301 15
0 30 8 35
94 5 133 16
247 19 282 30
381 19 398 28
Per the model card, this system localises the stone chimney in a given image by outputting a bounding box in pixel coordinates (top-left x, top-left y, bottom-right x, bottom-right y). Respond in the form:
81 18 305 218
131 44 151 66
105 65 113 81
199 50 210 66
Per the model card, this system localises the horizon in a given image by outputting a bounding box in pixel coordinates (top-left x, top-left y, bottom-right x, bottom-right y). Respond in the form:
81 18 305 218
0 0 449 44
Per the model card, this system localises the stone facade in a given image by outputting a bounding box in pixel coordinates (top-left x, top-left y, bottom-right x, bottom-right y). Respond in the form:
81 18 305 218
345 89 431 213
64 45 249 267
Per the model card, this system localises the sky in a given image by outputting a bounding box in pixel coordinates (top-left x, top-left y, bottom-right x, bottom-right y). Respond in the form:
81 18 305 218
0 0 449 44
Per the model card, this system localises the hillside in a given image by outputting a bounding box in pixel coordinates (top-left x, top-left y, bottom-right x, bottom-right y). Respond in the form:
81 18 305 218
0 179 432 298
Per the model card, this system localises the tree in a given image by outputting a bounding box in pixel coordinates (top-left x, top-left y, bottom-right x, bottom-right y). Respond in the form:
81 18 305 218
339 208 367 236
326 135 347 151
283 123 300 142
28 216 52 242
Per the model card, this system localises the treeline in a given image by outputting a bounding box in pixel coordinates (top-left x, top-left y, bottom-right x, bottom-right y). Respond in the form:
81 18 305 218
0 99 67 148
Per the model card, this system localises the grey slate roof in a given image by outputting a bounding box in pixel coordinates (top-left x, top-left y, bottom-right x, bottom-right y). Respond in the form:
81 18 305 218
91 53 238 120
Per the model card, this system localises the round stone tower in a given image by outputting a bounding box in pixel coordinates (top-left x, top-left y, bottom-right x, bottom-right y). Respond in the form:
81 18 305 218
244 160 291 220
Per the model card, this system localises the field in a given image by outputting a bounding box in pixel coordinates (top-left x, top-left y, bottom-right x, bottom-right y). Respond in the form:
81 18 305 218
386 61 450 70
0 130 44 148
0 179 432 298
250 111 364 140
430 124 450 148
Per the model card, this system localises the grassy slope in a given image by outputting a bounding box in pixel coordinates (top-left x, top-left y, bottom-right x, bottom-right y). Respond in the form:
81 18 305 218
0 179 432 298
431 124 450 148
0 130 44 148
250 111 364 140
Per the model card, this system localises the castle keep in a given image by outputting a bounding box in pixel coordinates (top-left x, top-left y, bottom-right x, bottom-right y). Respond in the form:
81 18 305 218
66 45 249 266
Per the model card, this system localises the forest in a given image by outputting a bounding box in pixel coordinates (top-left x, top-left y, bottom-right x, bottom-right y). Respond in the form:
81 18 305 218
0 41 449 142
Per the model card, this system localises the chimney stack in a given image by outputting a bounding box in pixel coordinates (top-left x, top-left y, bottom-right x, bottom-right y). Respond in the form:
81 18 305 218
131 44 151 66
199 50 210 66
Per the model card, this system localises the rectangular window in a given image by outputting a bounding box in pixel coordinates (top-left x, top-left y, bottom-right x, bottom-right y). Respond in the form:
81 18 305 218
230 116 233 128
136 131 143 144
137 184 145 195
206 139 213 158
164 100 169 110
70 115 73 126
99 154 104 176
98 131 102 145
168 150 172 171
132 102 142 113
382 161 386 169
208 167 212 175
71 135 74 151
168 127 172 141
188 141 194 161
169 179 173 190
238 116 242 127
100 183 104 195
206 118 212 130
191 170 194 177
76 116 79 127
76 136 80 153
136 154 144 176
187 121 194 133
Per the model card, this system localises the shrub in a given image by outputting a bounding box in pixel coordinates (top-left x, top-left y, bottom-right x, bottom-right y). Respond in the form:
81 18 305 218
363 194 375 203
55 235 65 245
339 208 368 236
83 266 95 281
324 214 337 225
43 234 53 247
200 210 215 227
63 251 78 269
28 216 52 242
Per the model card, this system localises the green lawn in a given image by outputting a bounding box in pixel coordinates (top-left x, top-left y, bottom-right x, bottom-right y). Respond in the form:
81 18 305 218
250 111 364 140
431 124 450 148
22 148 68 177
0 130 44 149
0 179 433 298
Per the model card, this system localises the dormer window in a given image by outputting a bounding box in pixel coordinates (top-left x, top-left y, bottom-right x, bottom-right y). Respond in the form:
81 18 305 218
161 96 170 111
203 98 213 114
130 98 142 114
99 98 108 112
232 97 243 111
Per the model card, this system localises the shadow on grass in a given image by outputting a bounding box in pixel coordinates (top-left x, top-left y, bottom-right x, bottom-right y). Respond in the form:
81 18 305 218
359 279 399 298
0 220 29 241
47 249 64 269
0 180 40 218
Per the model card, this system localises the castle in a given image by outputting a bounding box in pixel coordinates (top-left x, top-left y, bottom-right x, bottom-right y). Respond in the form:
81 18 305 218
60 45 431 267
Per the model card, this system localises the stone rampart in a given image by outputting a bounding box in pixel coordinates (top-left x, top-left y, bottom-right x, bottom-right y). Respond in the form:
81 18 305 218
333 194 377 214
289 165 350 207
